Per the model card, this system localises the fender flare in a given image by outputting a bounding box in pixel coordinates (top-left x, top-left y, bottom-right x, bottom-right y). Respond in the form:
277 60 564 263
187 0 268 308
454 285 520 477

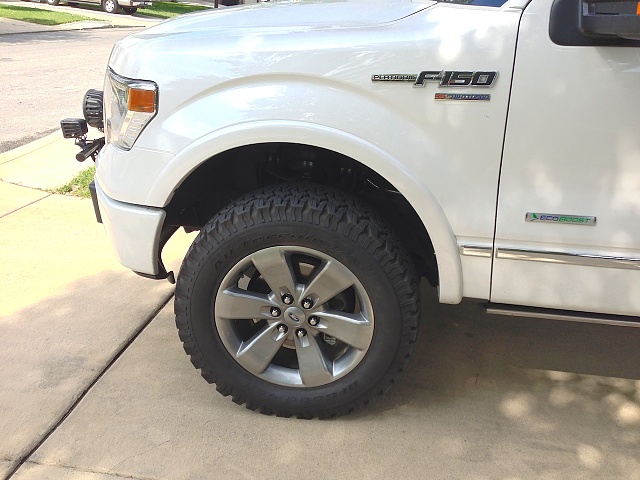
146 120 463 304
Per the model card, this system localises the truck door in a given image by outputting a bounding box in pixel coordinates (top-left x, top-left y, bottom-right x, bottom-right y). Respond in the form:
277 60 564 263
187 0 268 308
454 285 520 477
492 0 640 316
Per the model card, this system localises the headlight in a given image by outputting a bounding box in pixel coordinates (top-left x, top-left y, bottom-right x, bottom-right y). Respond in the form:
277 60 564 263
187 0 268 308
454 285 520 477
104 68 158 150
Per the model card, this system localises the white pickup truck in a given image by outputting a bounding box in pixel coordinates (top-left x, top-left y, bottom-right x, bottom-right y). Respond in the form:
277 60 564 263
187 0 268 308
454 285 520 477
61 0 640 418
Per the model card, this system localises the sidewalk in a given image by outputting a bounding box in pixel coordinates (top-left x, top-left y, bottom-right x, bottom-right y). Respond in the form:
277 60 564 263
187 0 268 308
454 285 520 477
0 17 115 33
0 0 250 35
0 132 88 196
0 0 165 34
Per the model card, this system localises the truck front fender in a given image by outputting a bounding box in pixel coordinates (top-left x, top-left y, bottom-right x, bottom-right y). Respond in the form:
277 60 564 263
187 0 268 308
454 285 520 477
146 119 463 304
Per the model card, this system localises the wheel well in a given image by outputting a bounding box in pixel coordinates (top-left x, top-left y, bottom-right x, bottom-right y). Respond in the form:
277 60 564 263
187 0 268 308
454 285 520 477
164 143 438 284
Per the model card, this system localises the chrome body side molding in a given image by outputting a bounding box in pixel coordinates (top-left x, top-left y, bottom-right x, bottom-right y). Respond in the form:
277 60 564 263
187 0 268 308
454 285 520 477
486 304 640 328
495 247 640 271
459 245 493 258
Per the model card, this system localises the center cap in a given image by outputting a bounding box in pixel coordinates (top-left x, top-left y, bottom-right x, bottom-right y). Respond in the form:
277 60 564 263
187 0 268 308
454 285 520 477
284 306 306 326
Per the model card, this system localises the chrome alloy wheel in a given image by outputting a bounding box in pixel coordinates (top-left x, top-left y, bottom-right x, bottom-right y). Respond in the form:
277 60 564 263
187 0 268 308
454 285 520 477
214 246 374 388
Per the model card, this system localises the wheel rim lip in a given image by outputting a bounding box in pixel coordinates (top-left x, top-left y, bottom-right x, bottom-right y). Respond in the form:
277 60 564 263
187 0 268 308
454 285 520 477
214 245 375 388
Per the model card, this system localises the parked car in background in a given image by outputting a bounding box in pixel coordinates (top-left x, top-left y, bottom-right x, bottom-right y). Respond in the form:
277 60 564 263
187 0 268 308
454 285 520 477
45 0 150 14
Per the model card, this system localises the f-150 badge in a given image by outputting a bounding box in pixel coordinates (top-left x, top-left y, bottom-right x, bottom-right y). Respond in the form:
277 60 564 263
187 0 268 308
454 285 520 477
372 71 498 88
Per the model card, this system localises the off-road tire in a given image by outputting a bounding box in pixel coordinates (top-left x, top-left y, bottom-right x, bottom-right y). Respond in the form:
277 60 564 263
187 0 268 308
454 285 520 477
174 183 420 418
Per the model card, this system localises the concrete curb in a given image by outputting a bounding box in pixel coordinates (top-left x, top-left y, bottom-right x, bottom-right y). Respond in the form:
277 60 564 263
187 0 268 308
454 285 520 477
0 17 114 34
0 131 61 165
0 130 91 191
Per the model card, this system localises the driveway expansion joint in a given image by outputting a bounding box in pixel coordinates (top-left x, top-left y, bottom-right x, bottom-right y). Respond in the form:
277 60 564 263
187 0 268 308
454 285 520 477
0 190 53 220
18 461 159 480
4 294 176 480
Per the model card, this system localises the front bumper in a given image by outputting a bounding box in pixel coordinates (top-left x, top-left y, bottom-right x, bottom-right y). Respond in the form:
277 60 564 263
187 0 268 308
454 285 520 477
94 178 166 276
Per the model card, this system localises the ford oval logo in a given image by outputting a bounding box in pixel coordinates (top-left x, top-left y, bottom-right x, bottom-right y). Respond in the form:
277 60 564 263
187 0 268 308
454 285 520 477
288 313 301 323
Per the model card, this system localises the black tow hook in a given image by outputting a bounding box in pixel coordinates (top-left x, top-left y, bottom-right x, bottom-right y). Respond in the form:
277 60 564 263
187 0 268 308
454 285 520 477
75 137 105 162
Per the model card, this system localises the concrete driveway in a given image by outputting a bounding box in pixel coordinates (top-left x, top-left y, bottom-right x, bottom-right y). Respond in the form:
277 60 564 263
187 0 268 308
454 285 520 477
1 144 639 477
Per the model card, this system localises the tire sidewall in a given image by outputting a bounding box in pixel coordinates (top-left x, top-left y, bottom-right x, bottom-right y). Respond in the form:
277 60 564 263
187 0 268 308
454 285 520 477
182 222 404 413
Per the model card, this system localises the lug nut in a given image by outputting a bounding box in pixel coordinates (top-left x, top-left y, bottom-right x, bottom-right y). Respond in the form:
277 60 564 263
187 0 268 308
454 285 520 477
270 307 281 317
308 316 319 326
301 298 313 309
282 293 294 305
277 324 288 334
296 329 307 338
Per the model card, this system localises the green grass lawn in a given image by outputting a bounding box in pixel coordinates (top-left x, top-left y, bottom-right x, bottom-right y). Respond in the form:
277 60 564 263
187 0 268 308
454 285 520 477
0 4 91 25
142 1 211 19
57 1 211 18
54 166 96 198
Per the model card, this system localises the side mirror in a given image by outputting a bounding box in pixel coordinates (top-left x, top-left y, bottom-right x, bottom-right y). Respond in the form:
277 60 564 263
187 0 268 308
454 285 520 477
580 0 640 40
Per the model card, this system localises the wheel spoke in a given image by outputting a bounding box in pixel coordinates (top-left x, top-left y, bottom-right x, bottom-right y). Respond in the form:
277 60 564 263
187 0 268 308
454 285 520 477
314 311 372 350
294 333 333 387
250 248 297 296
217 287 276 320
302 260 355 306
235 324 288 375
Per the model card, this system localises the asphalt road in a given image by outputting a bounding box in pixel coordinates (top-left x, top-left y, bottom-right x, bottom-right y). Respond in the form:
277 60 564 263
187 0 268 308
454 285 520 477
0 28 139 154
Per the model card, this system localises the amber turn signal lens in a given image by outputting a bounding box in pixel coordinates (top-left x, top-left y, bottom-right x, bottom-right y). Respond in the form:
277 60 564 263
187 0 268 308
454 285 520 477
128 88 156 113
